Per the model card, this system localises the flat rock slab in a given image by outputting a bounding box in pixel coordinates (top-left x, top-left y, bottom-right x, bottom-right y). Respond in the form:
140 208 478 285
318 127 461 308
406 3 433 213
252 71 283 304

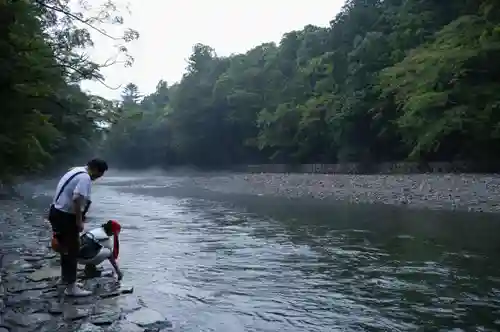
90 312 121 325
5 289 45 307
108 321 144 332
99 291 121 299
27 266 60 282
91 300 122 325
7 280 52 293
4 311 52 327
48 301 63 314
98 296 142 313
120 285 134 294
63 306 91 320
77 322 105 332
5 259 38 274
126 307 164 326
22 256 45 262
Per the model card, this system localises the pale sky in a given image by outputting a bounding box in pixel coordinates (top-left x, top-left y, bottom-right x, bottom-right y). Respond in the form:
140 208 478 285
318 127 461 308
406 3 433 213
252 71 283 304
80 0 344 100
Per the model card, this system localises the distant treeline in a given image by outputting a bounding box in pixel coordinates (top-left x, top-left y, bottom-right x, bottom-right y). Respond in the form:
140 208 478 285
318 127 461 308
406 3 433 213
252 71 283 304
101 0 500 170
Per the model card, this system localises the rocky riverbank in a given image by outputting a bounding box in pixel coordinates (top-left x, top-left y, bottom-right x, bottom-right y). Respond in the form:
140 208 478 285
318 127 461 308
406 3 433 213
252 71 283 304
184 173 500 213
0 198 172 332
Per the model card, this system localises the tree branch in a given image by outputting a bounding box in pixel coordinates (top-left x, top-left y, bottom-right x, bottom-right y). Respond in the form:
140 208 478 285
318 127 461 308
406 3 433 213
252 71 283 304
35 0 122 41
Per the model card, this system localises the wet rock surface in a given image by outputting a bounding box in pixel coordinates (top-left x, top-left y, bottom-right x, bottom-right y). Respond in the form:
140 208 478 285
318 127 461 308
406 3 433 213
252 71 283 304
0 198 172 332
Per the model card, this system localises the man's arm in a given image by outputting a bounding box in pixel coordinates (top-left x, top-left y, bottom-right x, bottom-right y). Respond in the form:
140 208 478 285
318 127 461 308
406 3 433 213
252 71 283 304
82 200 92 221
108 256 123 280
73 176 91 231
72 195 84 231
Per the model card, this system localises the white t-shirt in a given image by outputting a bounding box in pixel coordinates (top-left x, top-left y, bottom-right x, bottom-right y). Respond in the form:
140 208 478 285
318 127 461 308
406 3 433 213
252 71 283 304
52 166 92 214
87 227 113 250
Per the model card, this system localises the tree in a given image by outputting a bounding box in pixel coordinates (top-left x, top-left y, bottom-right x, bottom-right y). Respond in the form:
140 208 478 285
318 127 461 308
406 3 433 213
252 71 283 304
102 0 500 171
0 0 138 180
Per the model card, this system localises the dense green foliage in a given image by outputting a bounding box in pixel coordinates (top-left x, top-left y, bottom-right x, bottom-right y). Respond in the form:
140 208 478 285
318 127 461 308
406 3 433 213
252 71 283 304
0 0 137 180
87 1 500 168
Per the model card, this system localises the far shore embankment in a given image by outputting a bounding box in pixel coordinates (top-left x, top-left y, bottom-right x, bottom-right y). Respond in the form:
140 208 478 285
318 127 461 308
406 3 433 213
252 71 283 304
181 172 500 213
98 162 500 213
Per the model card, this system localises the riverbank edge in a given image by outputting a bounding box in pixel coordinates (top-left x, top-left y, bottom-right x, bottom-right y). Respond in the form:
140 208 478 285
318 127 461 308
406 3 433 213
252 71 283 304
175 172 500 214
0 196 171 332
156 160 500 175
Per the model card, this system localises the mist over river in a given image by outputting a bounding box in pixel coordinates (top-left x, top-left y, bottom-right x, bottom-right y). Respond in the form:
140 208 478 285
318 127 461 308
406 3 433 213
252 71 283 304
20 170 500 331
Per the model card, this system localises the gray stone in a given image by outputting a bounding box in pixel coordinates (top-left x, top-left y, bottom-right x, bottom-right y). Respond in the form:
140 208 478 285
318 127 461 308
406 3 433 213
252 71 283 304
42 288 61 299
5 259 33 274
101 270 114 278
63 306 90 320
98 296 142 313
27 266 60 282
120 285 134 294
90 312 120 325
68 296 97 306
99 291 120 299
92 299 122 324
22 255 45 262
108 321 144 332
44 253 57 259
20 262 34 269
4 311 52 327
48 301 63 314
0 328 9 332
7 281 52 293
5 289 45 307
77 322 105 332
126 308 164 327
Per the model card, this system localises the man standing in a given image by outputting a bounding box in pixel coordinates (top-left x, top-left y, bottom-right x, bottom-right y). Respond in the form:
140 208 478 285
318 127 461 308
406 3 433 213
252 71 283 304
49 158 108 296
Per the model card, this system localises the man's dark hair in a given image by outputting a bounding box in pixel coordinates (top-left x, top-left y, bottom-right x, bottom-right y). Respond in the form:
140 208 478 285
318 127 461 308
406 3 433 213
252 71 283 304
87 158 108 173
102 220 113 236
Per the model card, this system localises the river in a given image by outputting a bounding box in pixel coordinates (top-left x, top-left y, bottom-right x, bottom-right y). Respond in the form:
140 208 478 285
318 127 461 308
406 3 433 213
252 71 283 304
27 172 500 331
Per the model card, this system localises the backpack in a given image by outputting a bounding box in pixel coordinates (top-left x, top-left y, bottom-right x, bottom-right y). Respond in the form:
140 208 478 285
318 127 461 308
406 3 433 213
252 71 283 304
78 232 103 260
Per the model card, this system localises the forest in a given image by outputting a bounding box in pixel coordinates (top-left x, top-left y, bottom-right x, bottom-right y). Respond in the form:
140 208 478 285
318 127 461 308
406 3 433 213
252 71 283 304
0 0 137 180
2 0 500 179
103 0 500 170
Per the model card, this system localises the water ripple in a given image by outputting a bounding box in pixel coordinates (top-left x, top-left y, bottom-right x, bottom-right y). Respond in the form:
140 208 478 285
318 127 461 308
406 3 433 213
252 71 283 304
27 176 500 331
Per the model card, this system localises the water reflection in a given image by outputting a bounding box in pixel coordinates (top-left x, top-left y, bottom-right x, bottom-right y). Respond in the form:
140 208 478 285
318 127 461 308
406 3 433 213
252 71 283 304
30 175 500 331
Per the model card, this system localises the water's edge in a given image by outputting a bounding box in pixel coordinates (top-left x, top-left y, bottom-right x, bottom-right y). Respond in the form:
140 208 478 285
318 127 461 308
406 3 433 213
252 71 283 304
4 174 500 331
0 197 172 332
103 172 500 213
11 171 500 213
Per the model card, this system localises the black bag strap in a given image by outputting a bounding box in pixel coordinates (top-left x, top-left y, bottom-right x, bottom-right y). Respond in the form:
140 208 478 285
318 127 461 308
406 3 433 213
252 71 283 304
55 171 86 203
81 231 98 243
81 231 102 248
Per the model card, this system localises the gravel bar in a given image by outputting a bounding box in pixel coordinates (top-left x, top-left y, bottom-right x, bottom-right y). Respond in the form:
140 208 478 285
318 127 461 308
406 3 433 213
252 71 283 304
186 173 500 213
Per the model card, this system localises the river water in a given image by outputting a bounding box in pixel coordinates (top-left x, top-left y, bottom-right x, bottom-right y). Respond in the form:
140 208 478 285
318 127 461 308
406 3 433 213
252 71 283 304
28 173 500 331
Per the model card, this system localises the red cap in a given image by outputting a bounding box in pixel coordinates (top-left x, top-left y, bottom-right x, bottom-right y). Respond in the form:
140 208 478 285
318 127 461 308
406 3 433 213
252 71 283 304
109 220 121 234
